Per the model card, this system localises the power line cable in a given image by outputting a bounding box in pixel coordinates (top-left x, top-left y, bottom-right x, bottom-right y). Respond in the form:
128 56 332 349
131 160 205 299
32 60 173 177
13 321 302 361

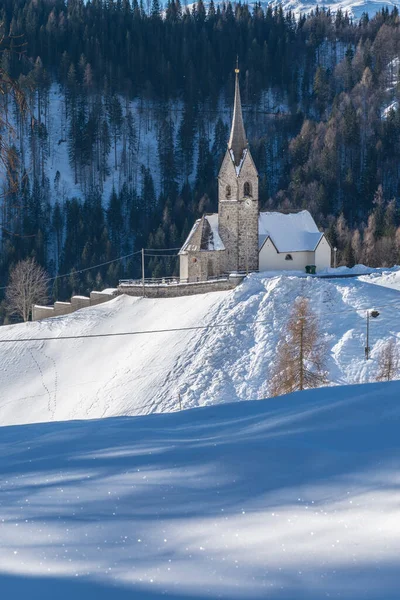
0 249 144 291
0 247 183 291
144 247 181 251
1 299 400 344
144 253 178 258
47 250 143 283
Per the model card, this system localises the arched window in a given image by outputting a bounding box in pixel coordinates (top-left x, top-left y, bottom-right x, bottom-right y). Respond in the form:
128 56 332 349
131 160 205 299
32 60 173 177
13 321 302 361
243 181 252 197
285 254 293 261
225 185 231 199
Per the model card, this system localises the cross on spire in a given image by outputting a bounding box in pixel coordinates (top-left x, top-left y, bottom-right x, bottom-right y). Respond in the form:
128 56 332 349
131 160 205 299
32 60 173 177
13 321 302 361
228 59 247 167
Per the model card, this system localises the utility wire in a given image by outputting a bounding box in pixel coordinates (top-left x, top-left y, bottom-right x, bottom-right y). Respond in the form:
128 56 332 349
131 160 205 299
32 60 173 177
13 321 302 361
144 253 178 257
0 249 145 291
47 250 143 283
1 299 400 344
144 247 181 251
0 247 182 291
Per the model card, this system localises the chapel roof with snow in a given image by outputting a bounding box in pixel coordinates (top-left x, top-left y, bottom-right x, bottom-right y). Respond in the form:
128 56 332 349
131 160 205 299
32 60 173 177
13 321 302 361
180 210 324 256
258 210 324 253
179 214 225 254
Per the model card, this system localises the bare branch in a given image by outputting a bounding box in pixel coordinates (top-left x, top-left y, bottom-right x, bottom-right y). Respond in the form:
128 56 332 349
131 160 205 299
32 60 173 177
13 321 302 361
6 258 48 322
376 339 399 382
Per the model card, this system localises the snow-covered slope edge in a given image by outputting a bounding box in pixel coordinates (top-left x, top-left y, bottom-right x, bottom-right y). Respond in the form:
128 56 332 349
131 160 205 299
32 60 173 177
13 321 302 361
0 381 399 599
271 0 400 19
2 269 400 427
188 0 399 20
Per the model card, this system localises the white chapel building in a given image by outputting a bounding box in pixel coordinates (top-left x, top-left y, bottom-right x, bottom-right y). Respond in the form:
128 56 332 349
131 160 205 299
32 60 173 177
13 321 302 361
179 66 331 281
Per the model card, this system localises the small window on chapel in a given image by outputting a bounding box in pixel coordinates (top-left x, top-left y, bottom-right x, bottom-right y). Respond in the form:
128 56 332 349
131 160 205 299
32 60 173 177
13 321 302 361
244 181 252 197
285 254 293 261
225 185 231 199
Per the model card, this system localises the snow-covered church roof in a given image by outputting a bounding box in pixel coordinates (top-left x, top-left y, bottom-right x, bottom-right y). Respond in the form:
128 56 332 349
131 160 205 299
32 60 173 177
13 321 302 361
180 210 324 256
259 211 324 253
179 214 225 254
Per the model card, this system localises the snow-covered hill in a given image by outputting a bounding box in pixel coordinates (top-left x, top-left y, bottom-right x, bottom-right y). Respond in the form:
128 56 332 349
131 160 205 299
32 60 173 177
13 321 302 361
0 380 399 599
1 269 400 427
270 0 399 19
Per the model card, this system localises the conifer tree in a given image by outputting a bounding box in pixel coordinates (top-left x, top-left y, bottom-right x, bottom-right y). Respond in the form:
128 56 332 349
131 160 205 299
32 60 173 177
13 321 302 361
107 187 123 251
107 94 123 170
158 118 177 199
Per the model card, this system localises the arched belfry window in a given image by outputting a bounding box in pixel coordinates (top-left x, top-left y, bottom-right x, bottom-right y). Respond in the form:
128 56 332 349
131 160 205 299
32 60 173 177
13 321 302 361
243 181 252 197
225 185 231 199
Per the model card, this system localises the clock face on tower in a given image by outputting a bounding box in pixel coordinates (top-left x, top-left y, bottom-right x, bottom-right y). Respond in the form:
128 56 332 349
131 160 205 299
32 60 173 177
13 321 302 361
245 198 251 208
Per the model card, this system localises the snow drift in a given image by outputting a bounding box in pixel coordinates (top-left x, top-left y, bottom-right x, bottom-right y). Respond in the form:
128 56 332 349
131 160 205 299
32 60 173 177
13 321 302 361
0 380 399 599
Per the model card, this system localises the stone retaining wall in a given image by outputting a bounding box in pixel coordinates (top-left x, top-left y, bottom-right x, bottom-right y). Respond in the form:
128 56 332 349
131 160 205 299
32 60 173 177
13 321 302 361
117 275 244 298
32 277 243 321
32 291 116 321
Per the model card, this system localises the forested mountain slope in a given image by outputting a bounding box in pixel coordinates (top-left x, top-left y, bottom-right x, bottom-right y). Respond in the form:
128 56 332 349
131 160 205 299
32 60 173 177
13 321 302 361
1 0 400 309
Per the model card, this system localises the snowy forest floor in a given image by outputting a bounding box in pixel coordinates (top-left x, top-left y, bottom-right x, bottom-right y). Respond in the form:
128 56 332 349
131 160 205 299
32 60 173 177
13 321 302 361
1 268 400 426
0 380 399 599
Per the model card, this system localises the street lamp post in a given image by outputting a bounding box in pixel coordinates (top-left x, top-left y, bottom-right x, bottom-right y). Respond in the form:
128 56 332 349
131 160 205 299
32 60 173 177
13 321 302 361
333 247 337 269
365 309 380 360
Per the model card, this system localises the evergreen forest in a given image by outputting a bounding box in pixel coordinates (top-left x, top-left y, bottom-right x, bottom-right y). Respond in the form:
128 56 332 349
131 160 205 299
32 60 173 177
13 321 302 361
1 0 400 317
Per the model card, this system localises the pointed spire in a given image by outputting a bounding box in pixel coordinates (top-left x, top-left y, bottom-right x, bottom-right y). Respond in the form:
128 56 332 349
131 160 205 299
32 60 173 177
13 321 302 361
228 59 247 167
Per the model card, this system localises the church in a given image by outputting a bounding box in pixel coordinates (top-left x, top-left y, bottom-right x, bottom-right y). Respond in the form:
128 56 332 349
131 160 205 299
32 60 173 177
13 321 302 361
179 65 332 282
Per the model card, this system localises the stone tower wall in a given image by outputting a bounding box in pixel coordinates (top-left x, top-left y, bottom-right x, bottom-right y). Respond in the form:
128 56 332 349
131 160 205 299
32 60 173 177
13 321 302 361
218 201 239 272
218 150 259 273
237 198 259 272
184 249 226 282
237 153 259 199
218 152 240 272
236 153 259 272
218 152 240 202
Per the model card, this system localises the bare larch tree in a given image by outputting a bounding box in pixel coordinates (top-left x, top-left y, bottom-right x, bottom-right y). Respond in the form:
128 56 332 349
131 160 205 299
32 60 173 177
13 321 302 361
376 339 399 382
270 297 329 397
6 258 48 322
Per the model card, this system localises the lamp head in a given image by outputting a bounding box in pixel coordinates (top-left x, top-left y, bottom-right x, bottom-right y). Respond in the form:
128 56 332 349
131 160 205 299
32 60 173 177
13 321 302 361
370 310 380 319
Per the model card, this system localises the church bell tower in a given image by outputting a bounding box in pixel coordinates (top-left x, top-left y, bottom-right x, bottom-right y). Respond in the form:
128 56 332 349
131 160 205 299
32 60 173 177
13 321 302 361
218 62 259 274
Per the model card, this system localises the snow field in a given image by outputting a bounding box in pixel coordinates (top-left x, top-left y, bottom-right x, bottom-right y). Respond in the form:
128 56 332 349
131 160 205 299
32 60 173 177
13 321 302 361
0 291 227 425
1 269 400 426
0 380 399 598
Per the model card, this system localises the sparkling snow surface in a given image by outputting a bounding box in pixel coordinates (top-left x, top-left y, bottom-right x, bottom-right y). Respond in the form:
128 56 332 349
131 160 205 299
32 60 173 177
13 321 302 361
0 381 399 598
1 269 400 426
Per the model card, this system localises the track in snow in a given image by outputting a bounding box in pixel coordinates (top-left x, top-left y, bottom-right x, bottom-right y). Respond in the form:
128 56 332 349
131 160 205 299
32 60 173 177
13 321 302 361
1 270 400 426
